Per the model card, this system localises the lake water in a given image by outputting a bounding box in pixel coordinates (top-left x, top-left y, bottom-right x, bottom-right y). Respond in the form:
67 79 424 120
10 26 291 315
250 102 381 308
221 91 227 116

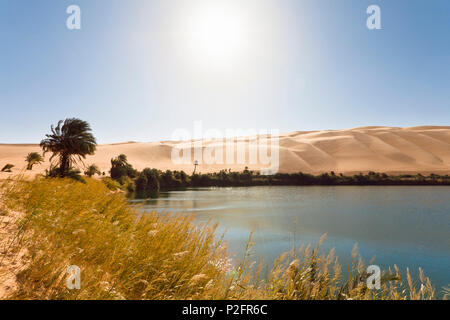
136 186 450 292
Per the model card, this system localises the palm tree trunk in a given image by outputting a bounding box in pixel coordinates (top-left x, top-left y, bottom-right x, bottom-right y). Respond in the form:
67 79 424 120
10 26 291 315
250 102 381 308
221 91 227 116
61 154 70 177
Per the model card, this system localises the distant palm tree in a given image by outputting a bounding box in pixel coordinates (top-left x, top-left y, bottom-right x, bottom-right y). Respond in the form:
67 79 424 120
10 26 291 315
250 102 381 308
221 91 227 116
84 164 101 177
25 152 44 170
112 154 129 167
40 118 97 177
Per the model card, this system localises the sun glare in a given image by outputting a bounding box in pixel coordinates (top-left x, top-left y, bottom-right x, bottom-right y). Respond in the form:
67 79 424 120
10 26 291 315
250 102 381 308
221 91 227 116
185 3 247 68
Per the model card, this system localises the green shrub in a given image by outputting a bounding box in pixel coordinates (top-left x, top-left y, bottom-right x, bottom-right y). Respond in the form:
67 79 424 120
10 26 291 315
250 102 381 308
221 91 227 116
135 168 160 198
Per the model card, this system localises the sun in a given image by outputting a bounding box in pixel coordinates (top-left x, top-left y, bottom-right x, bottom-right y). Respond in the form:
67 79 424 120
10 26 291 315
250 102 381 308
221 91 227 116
184 2 247 68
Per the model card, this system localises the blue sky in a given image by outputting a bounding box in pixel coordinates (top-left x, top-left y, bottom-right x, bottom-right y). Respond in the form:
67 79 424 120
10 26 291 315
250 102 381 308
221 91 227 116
1 0 449 143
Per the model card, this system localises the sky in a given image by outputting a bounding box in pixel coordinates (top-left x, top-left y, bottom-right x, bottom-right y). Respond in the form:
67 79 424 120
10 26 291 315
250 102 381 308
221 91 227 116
0 0 449 143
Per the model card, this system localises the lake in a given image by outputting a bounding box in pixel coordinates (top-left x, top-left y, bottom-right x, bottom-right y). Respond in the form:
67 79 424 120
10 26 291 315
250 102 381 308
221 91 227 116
135 186 450 293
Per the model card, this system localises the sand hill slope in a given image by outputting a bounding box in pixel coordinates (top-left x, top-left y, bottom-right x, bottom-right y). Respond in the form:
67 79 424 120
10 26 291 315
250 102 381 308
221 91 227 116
1 126 449 177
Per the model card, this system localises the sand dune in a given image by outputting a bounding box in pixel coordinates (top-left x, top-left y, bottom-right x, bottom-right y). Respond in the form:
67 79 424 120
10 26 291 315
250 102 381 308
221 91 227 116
1 126 449 178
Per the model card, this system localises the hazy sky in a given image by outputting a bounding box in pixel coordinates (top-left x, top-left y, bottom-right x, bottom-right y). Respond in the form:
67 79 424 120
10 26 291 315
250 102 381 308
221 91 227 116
1 0 449 143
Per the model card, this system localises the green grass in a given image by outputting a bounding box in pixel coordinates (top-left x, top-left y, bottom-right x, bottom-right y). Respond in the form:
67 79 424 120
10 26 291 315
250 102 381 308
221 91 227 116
0 177 440 300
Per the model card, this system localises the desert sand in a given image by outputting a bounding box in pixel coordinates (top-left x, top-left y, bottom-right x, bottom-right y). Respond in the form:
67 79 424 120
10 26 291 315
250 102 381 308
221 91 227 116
1 126 450 178
0 210 26 299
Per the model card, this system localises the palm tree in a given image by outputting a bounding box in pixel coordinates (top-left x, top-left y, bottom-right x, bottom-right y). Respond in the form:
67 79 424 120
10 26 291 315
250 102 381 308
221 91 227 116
40 118 97 177
111 154 129 167
84 164 101 177
25 152 44 170
110 154 138 180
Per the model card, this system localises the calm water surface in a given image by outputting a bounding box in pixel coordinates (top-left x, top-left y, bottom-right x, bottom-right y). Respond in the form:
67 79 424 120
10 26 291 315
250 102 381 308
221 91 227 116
136 186 450 291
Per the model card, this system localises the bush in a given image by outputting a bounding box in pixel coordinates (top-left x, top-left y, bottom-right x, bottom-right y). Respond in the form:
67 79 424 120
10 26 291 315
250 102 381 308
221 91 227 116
135 168 160 198
1 164 14 172
102 177 121 191
46 166 85 183
160 170 183 189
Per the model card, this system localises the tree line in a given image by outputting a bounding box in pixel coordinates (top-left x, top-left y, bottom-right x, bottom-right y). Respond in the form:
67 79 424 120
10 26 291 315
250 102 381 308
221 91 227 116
108 158 450 198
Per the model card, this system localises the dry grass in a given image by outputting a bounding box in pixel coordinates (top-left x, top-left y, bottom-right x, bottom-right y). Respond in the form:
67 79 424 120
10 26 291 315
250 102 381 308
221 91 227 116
0 177 440 300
